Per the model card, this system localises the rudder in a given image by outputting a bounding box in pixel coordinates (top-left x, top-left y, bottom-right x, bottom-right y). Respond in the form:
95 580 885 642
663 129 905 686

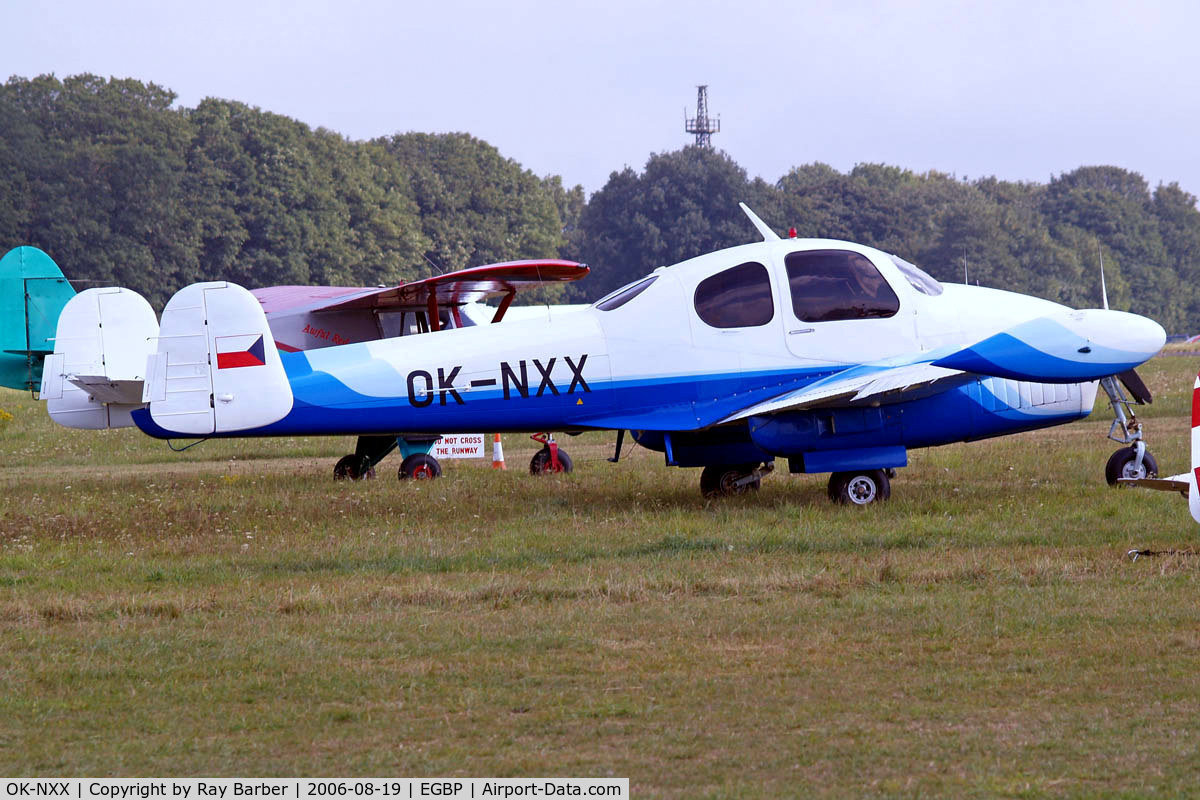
41 287 158 429
146 281 293 436
0 246 76 391
1191 370 1200 524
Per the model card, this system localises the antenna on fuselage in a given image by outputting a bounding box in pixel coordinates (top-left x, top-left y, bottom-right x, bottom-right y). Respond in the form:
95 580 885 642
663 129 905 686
739 203 780 242
1098 242 1110 310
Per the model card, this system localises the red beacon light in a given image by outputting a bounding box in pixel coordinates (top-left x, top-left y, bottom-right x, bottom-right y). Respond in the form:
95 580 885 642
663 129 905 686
788 227 798 238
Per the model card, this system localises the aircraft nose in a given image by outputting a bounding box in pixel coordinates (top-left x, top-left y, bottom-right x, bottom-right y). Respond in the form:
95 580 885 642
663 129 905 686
934 307 1167 383
1090 309 1166 359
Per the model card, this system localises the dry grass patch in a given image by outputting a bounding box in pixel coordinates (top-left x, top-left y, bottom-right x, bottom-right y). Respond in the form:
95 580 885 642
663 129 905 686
2 361 1200 795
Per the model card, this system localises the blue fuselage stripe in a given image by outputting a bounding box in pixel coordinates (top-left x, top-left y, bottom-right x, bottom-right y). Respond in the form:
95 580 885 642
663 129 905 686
131 351 1091 449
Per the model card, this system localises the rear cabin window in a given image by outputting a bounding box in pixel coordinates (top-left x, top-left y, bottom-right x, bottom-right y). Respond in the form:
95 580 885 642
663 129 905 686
693 261 774 328
785 250 900 322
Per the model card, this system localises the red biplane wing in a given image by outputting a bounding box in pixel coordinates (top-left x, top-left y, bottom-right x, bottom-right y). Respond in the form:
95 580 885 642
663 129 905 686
324 259 586 312
252 259 586 315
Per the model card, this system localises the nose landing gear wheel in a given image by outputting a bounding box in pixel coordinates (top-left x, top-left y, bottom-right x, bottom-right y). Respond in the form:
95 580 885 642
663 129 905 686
398 453 442 480
1105 446 1158 485
828 469 891 505
700 464 761 497
530 447 573 475
334 454 375 481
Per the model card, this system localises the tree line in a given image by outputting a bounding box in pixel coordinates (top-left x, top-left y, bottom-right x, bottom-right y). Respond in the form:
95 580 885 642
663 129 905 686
3 74 1198 331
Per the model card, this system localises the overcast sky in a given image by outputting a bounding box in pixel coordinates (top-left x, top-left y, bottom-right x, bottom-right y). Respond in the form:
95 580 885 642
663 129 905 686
5 0 1199 202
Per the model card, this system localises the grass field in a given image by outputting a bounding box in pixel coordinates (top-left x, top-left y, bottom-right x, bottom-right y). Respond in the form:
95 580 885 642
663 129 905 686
2 357 1199 797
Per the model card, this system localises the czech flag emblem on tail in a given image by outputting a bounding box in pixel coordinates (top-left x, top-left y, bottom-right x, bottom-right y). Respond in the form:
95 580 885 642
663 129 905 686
216 334 267 369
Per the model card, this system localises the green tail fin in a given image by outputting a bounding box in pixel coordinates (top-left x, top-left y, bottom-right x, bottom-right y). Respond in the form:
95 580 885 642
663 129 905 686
0 246 76 391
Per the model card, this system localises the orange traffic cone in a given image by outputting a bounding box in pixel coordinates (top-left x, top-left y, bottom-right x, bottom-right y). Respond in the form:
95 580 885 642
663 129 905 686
491 433 506 470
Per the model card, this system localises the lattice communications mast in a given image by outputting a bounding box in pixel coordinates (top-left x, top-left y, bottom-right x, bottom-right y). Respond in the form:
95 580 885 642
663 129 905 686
684 85 720 148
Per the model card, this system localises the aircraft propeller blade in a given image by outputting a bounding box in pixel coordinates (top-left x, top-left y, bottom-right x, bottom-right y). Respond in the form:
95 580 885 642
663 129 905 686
1117 368 1152 405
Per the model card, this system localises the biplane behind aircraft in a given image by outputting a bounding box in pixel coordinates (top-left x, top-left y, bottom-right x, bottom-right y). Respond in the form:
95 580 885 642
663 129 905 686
41 205 1170 505
33 258 588 478
243 259 587 477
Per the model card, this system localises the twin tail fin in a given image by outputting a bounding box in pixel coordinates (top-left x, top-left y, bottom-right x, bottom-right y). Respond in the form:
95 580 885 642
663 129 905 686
43 282 293 435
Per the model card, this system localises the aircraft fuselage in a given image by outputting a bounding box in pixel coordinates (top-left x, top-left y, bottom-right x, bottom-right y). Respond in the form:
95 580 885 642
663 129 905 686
130 237 1162 476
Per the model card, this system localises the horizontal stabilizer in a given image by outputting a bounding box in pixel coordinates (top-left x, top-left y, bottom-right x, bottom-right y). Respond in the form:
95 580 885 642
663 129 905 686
3 348 53 357
933 309 1165 383
1117 475 1190 495
66 376 146 405
148 282 293 436
41 288 158 429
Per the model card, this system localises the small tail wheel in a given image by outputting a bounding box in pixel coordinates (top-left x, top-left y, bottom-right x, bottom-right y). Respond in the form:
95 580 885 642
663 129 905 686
530 447 573 475
334 454 375 481
1105 446 1158 485
828 469 891 505
700 464 761 497
398 453 442 480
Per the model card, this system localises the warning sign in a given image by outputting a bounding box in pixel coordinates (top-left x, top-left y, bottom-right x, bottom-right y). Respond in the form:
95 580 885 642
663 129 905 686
432 433 486 459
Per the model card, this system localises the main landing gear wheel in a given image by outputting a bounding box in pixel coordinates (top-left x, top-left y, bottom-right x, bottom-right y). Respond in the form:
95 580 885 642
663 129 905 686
333 454 375 481
1105 446 1158 485
530 447 573 475
700 464 761 498
828 469 891 506
398 453 442 480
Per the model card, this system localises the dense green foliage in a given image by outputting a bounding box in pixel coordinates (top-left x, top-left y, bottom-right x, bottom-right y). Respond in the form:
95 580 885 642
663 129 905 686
3 75 1199 329
0 75 568 306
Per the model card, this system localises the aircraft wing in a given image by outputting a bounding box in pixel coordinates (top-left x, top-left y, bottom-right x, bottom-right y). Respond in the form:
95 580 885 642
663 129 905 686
255 260 588 316
719 306 1168 426
720 361 970 423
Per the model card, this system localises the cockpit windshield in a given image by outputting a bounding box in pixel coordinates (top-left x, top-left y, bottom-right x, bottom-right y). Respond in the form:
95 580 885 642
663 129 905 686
889 254 944 296
593 275 657 311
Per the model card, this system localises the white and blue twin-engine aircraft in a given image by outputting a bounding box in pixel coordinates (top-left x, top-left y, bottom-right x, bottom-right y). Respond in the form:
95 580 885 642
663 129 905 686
42 205 1167 504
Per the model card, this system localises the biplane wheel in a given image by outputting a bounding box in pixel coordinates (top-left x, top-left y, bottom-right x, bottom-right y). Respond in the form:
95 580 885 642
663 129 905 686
1105 446 1158 486
828 469 890 506
398 453 442 480
333 454 375 481
699 464 760 498
529 447 573 475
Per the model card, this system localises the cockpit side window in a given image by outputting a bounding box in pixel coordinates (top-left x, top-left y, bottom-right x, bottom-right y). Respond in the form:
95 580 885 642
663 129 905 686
785 250 900 322
378 308 468 336
693 261 774 328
